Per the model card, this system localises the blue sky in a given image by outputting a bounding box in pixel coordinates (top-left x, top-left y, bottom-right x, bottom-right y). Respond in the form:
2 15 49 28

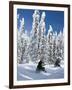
17 9 64 34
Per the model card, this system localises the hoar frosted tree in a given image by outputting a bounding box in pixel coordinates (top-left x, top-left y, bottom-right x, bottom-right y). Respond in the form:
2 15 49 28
29 10 40 63
39 12 48 64
17 18 29 63
47 25 54 64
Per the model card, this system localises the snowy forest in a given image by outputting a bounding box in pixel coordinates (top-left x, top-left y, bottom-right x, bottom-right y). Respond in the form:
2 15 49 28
17 10 64 80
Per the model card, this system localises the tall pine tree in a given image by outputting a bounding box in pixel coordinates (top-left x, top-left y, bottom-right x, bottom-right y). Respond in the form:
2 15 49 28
29 10 40 63
39 12 47 64
17 18 29 63
47 25 54 64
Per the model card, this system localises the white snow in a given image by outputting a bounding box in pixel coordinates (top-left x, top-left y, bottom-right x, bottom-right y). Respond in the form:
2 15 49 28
19 18 24 32
48 25 53 33
17 63 64 81
41 12 45 20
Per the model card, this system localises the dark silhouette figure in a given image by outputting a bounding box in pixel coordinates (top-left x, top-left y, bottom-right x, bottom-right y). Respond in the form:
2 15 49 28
54 58 61 67
36 60 46 72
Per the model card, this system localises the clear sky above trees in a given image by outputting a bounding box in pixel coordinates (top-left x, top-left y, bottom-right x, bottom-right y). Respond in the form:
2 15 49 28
17 9 64 34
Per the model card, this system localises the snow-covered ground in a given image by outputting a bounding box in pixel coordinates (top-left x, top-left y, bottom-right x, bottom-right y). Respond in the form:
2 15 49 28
17 62 64 81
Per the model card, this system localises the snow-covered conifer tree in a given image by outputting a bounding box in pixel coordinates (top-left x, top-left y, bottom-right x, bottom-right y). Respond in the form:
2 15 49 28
57 31 63 58
62 28 64 61
55 30 64 66
39 12 47 64
17 17 30 63
52 31 57 64
47 25 54 64
19 18 25 35
29 10 40 63
17 18 24 63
